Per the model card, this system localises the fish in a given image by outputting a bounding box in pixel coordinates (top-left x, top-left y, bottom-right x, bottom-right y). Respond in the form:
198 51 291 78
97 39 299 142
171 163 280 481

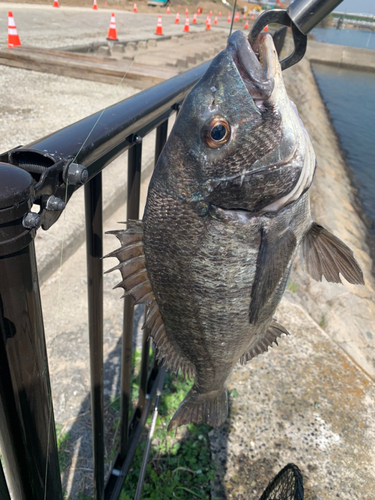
106 30 364 431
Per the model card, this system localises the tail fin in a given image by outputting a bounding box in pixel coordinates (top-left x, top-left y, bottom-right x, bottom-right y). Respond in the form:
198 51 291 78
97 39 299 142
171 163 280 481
168 386 228 431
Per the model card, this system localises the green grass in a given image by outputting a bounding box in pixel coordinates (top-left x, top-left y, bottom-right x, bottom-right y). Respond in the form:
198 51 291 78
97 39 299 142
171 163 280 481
319 313 327 329
57 349 215 499
287 280 298 293
119 372 215 500
55 423 70 472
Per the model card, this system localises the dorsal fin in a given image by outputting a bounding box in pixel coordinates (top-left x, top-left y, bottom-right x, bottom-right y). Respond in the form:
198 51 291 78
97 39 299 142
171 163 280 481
105 222 195 378
301 222 364 285
240 320 289 365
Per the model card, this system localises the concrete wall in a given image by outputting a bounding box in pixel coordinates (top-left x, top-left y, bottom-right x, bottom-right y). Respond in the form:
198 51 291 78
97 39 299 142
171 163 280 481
307 39 375 72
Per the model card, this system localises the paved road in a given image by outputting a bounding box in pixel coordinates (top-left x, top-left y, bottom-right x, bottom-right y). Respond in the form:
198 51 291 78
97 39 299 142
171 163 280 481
0 2 237 49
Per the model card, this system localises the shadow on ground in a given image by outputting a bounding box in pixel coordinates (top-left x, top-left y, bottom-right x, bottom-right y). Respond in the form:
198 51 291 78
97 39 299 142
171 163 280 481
58 305 144 499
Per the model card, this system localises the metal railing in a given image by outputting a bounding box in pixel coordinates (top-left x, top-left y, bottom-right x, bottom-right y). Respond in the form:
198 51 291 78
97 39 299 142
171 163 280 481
0 60 210 500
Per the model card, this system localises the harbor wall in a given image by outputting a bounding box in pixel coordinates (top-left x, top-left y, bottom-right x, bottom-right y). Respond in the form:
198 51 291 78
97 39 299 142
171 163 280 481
281 40 375 379
307 39 375 72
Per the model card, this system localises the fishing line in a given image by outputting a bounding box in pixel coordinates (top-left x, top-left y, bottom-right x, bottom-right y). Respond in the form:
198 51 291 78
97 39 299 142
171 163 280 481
72 40 148 164
229 0 238 37
42 40 149 499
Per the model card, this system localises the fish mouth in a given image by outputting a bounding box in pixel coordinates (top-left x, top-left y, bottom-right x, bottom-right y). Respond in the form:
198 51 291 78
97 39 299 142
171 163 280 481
227 31 275 105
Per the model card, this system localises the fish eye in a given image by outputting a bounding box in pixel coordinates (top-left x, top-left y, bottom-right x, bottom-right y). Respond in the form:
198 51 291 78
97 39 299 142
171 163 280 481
204 117 231 148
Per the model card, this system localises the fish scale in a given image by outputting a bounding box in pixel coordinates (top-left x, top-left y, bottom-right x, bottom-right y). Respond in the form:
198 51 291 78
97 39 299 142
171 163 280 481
108 31 364 430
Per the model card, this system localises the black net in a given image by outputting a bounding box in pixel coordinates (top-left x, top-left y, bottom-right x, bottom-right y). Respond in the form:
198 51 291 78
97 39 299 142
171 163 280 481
259 463 304 500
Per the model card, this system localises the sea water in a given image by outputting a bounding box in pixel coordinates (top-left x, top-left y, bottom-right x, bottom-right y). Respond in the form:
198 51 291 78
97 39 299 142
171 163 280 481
312 27 375 50
310 27 375 226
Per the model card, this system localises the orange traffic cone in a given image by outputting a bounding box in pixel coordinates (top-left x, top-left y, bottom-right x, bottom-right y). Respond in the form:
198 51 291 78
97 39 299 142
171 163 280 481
185 8 188 15
218 11 221 16
192 13 197 24
53 0 59 7
244 19 248 29
107 13 118 41
264 24 268 31
175 12 180 24
93 0 98 10
133 3 137 13
243 13 246 20
155 15 163 35
214 16 218 24
251 14 255 20
8 12 21 48
234 11 239 21
227 13 231 22
183 16 189 32
166 6 170 14
206 16 211 30
209 10 212 15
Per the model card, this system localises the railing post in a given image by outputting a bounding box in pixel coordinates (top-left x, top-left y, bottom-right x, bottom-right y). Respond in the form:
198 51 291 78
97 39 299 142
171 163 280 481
85 173 105 500
119 138 143 459
0 162 63 500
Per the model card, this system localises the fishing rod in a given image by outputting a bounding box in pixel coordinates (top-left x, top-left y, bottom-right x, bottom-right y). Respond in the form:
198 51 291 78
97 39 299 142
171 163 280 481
249 0 345 70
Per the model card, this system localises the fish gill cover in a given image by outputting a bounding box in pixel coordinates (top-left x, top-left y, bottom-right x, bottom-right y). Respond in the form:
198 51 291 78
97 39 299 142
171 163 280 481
106 30 364 431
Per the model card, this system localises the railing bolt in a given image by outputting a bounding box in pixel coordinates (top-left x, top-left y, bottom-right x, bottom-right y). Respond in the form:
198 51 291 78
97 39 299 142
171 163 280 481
67 162 89 186
46 195 66 211
22 212 41 229
133 135 142 144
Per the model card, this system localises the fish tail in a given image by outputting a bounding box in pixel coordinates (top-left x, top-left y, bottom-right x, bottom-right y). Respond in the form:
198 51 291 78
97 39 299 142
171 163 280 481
167 386 228 431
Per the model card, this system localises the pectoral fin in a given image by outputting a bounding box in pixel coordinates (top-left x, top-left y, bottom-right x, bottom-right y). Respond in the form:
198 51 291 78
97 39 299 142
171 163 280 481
240 321 290 365
249 227 297 324
301 222 364 285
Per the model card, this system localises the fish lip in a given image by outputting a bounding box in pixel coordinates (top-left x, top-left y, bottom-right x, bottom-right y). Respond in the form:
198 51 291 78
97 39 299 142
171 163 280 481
226 30 275 102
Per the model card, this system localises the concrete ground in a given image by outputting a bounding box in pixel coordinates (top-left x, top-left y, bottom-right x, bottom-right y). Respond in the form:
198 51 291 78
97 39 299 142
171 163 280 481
211 300 375 500
0 3 236 50
1 5 375 499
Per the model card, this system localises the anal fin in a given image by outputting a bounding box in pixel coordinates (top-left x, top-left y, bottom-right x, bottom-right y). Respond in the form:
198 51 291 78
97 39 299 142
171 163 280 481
105 221 195 378
301 222 364 285
147 308 195 379
240 320 289 365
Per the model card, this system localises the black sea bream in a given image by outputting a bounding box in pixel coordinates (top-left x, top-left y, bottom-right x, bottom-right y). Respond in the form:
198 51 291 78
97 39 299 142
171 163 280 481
107 31 364 430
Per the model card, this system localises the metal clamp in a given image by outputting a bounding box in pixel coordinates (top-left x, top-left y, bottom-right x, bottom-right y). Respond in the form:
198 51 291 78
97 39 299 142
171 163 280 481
0 149 90 231
250 0 344 70
249 9 307 71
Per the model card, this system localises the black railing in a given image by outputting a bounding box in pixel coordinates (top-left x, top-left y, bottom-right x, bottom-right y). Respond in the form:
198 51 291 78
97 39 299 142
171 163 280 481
0 60 210 500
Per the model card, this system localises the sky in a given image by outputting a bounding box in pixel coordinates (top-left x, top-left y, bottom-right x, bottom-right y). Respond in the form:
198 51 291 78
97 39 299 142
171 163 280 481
333 0 375 15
